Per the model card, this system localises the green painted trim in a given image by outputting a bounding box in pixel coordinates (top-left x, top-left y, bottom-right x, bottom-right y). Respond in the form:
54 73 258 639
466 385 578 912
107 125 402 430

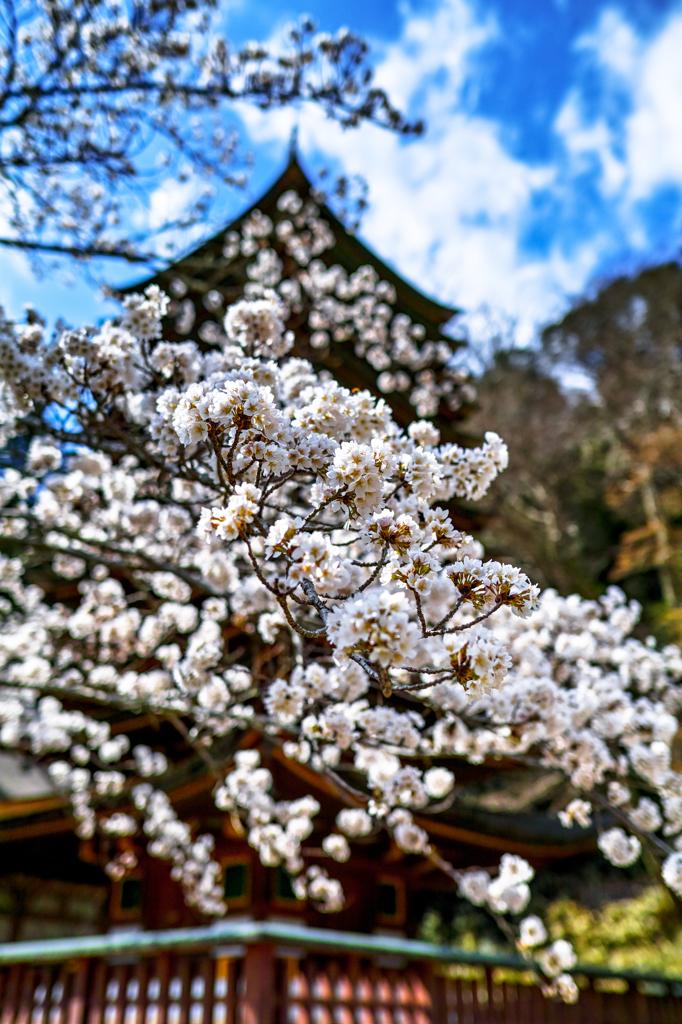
0 920 679 986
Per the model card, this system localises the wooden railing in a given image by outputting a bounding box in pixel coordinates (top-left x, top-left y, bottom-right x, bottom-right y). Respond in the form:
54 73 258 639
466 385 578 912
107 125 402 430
0 920 680 1024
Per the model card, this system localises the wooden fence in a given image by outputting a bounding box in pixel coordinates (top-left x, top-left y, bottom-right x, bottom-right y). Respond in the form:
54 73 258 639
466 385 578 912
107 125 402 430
0 920 680 1024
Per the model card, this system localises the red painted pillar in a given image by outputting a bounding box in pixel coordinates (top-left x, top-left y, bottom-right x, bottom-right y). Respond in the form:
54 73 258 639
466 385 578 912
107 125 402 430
240 945 275 1024
422 962 446 1024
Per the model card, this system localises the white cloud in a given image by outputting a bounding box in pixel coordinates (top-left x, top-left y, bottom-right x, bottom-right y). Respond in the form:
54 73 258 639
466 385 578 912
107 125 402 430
370 0 496 113
576 7 639 77
625 13 682 197
147 178 206 232
241 0 682 343
558 6 682 201
554 94 627 197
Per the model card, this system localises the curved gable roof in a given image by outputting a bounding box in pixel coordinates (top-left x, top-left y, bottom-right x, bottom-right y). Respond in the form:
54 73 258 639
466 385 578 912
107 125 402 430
134 151 458 333
125 151 472 440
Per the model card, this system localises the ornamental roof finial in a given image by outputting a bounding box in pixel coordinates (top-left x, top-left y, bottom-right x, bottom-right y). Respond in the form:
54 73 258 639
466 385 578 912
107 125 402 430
288 124 299 163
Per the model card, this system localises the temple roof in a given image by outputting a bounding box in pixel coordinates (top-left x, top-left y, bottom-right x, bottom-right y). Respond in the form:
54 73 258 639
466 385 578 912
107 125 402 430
126 151 473 440
146 152 459 329
0 714 597 870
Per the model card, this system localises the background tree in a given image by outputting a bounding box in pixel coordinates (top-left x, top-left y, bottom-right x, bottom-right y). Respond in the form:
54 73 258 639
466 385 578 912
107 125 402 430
0 0 420 269
462 346 618 599
466 261 682 639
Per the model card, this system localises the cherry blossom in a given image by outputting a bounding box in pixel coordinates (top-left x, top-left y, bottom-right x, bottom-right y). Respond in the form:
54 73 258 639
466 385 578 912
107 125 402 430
0 286 681 1005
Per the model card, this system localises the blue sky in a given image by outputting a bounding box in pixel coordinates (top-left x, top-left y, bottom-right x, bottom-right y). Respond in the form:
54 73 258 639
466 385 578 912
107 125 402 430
2 0 682 343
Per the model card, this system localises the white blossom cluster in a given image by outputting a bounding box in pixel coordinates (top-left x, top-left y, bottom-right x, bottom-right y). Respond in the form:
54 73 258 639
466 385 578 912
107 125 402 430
522 921 579 1004
0 288 681 1005
458 854 533 916
0 287 516 915
134 784 226 916
458 859 577 1001
174 189 476 420
443 587 682 903
213 749 343 910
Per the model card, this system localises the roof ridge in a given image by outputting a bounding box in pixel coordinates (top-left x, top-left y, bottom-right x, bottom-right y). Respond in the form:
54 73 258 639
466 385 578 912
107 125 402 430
126 152 459 326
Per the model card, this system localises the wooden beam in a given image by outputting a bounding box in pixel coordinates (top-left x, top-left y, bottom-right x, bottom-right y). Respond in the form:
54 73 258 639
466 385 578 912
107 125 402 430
0 816 75 844
413 812 596 859
271 746 594 859
0 795 64 822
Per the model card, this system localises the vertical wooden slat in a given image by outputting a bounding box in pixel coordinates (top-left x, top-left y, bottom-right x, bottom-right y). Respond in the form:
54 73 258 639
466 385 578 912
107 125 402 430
55 968 72 1024
131 962 148 1024
87 963 106 1024
33 967 52 1024
482 966 493 1023
546 982 557 1024
175 958 191 1024
440 974 450 1024
593 982 604 1024
227 958 239 1024
499 979 511 1024
278 959 292 1024
668 991 682 1024
14 967 35 1024
67 961 89 1024
597 984 611 1024
145 960 163 1024
112 966 128 1024
500 975 511 1024
346 954 359 1022
156 955 170 1024
534 980 547 1024
517 977 532 1024
512 979 522 1024
1 965 22 1024
518 980 530 1024
200 957 213 1024
210 958 228 1024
